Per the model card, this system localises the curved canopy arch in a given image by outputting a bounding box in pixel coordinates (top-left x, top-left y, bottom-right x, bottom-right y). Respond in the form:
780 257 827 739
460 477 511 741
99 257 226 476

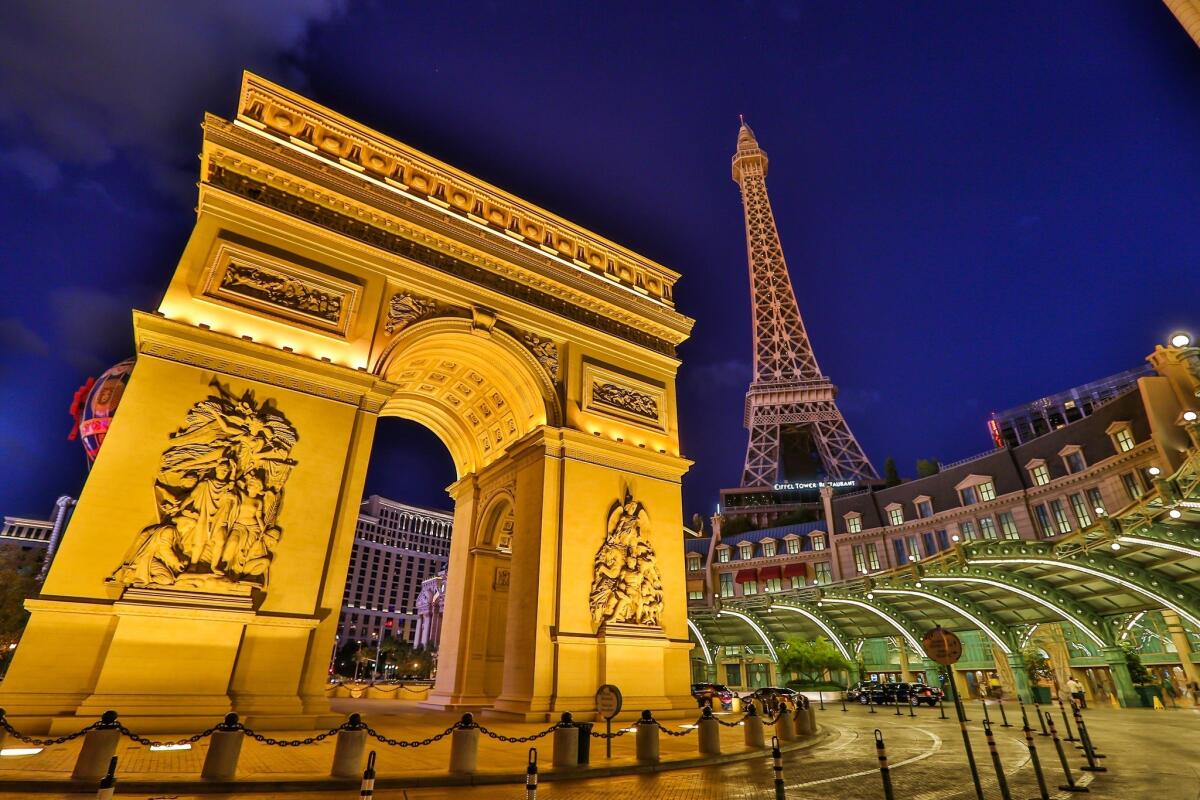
717 608 779 661
376 318 561 477
870 584 1015 654
686 618 714 665
764 601 853 659
816 590 927 656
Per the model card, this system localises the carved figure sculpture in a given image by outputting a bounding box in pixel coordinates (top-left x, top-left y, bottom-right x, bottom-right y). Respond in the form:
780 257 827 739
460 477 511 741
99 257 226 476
589 491 664 629
109 379 298 593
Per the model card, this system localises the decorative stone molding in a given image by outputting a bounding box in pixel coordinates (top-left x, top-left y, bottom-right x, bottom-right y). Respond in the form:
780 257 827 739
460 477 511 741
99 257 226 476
592 382 657 420
109 379 297 596
590 490 663 629
522 332 559 383
385 291 439 335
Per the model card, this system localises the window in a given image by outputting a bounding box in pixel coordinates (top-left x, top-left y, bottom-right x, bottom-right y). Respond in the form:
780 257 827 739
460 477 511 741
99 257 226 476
717 547 730 563
742 580 758 596
1061 447 1086 474
960 486 978 506
687 555 701 571
789 574 806 589
1121 472 1143 501
978 482 996 502
978 516 998 540
762 541 777 558
959 520 978 541
687 589 704 600
866 543 881 570
1033 504 1052 538
922 531 936 554
764 576 782 593
786 538 800 555
915 498 933 518
846 514 863 534
997 511 1020 540
887 506 904 526
1069 494 1092 528
1029 462 1051 486
852 544 867 574
906 534 921 561
814 562 832 585
936 530 951 550
1086 487 1105 516
719 573 734 598
811 534 827 551
1114 428 1135 451
1049 499 1072 534
739 544 754 560
893 539 906 564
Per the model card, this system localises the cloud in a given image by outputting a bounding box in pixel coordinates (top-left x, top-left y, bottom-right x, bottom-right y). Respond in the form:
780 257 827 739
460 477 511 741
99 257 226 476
0 317 50 356
47 284 157 372
0 146 63 191
0 0 347 197
683 358 751 390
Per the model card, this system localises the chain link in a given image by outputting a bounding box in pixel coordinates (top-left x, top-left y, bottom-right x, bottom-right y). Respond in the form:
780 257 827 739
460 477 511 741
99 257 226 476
653 720 697 737
116 724 218 748
715 715 747 728
363 723 458 748
474 722 559 744
589 728 631 739
238 723 345 747
0 718 100 747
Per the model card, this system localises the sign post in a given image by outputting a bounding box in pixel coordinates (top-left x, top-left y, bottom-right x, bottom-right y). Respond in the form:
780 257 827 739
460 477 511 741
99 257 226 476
595 684 623 759
923 626 984 800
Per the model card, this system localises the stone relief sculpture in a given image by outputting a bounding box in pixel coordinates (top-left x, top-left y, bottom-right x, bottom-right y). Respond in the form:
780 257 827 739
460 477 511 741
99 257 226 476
221 262 343 322
110 380 297 593
589 490 664 629
385 291 438 334
591 381 658 420
522 332 559 382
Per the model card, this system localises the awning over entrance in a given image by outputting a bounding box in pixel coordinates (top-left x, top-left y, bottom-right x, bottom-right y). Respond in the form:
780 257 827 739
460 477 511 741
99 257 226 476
759 565 783 580
783 563 807 578
734 569 758 584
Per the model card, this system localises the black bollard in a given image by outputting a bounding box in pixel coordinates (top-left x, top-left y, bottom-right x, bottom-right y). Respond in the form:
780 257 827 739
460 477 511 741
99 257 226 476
360 750 376 799
947 669 985 800
1057 698 1077 743
818 691 825 711
526 747 538 800
908 697 916 718
841 691 848 713
874 729 895 800
772 735 785 800
868 691 876 714
1021 706 1051 800
1071 703 1104 759
1034 699 1049 736
982 720 1014 800
894 695 902 716
96 756 117 800
1046 713 1088 793
981 697 992 724
997 697 1011 727
938 694 947 720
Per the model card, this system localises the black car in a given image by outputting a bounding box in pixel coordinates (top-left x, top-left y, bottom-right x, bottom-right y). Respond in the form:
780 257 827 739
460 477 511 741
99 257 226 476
691 682 734 710
846 680 895 704
897 682 944 706
742 687 799 715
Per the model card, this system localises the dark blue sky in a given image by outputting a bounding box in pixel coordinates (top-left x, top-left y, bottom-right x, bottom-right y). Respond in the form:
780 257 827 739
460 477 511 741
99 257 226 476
1 2 1198 520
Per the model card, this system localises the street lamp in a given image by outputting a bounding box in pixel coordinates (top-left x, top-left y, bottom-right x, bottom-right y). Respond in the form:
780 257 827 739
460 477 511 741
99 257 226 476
1169 332 1192 348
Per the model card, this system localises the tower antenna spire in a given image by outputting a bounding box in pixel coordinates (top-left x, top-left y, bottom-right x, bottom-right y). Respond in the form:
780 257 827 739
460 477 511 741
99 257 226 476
731 124 877 486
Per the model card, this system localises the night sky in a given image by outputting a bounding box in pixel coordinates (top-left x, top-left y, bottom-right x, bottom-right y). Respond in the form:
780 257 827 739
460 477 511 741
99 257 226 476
1 2 1198 522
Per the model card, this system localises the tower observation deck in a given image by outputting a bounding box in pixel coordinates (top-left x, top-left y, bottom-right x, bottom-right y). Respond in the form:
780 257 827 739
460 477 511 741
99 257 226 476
732 120 877 487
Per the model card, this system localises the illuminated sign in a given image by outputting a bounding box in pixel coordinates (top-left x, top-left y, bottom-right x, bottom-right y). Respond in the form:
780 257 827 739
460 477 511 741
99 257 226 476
772 480 857 492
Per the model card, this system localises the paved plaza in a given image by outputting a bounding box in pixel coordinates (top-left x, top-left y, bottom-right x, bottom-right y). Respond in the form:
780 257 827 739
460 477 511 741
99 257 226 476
0 699 1195 799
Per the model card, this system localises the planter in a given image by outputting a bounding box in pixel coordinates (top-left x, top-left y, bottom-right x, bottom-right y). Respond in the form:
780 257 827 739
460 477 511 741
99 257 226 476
1134 685 1162 708
1033 686 1052 705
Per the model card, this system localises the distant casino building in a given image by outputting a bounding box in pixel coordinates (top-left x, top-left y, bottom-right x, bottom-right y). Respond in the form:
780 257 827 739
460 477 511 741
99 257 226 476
337 495 452 647
987 365 1154 448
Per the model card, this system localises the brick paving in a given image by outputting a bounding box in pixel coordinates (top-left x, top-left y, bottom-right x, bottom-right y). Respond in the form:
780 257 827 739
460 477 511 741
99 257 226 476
0 701 1196 798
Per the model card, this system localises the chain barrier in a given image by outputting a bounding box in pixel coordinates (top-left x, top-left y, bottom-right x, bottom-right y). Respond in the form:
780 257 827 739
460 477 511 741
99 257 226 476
116 724 218 749
716 714 748 728
0 717 101 747
589 727 631 739
239 723 346 747
474 722 560 744
653 718 699 737
363 722 458 748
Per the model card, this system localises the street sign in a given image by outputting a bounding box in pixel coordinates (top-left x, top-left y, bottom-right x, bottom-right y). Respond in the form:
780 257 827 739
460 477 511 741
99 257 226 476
595 684 623 719
922 626 963 666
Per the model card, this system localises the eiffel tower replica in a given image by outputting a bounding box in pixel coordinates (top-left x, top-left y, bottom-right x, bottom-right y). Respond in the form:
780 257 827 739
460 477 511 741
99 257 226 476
732 119 878 488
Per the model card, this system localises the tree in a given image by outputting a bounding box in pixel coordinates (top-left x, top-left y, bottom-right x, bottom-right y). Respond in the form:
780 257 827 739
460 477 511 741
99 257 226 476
0 547 40 677
883 457 901 487
1021 644 1053 685
1120 641 1153 685
777 636 852 687
915 459 940 478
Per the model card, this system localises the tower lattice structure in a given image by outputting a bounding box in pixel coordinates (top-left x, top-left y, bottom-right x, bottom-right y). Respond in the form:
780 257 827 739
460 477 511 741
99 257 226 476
732 120 878 487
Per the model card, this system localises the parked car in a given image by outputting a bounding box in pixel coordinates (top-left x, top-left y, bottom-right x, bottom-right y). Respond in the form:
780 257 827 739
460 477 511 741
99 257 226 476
742 687 799 715
846 680 895 705
691 683 734 710
897 682 944 706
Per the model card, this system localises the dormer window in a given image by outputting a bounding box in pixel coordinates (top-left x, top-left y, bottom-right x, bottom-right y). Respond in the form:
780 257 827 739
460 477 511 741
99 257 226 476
687 554 702 571
914 496 933 519
739 543 754 560
1059 445 1086 474
762 540 777 558
1106 421 1135 453
785 536 801 554
956 475 996 506
885 504 904 526
716 545 731 563
811 533 827 551
845 512 863 534
1026 459 1050 487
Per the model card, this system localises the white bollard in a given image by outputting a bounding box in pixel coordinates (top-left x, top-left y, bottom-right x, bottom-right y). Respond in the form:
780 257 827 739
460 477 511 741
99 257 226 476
635 710 660 763
449 713 480 774
72 711 121 782
794 704 813 736
743 705 765 748
552 713 579 768
330 713 366 779
201 713 244 781
807 704 817 734
775 706 796 741
698 707 721 756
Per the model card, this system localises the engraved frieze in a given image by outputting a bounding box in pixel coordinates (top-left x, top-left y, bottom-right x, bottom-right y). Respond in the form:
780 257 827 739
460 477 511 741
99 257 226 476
522 332 560 382
589 491 663 629
220 261 343 323
385 291 439 335
110 380 298 595
591 382 658 420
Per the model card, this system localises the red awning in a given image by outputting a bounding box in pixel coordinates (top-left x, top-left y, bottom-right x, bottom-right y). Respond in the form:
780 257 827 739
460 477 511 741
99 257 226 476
734 569 758 584
759 565 783 580
783 563 807 578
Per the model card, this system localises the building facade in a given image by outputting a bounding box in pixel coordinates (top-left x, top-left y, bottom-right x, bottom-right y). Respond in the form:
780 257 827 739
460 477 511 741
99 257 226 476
337 496 452 648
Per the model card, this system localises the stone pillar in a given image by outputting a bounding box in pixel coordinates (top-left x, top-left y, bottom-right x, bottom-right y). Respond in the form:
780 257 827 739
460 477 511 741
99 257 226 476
1004 653 1033 704
921 660 941 687
1162 611 1200 688
992 644 1018 700
897 645 913 682
1100 647 1139 708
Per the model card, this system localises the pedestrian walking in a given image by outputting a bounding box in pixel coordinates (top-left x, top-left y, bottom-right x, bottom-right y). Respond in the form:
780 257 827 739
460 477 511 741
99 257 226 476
1066 677 1085 710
